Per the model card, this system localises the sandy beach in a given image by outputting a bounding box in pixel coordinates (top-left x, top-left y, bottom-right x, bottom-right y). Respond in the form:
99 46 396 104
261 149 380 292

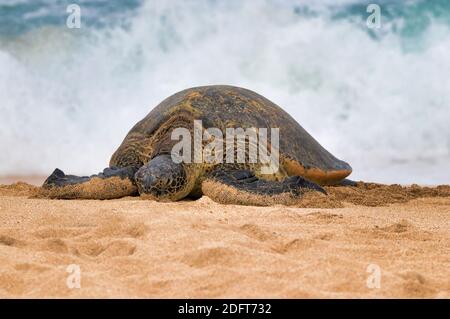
0 179 449 298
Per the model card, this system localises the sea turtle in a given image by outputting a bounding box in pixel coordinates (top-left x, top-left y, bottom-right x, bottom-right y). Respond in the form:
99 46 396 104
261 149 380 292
41 85 352 206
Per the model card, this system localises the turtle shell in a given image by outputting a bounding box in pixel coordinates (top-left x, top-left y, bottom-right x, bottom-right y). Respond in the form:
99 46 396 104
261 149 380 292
110 85 352 185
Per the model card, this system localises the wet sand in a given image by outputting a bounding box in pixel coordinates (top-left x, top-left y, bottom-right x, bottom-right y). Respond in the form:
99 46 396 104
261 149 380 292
0 180 449 298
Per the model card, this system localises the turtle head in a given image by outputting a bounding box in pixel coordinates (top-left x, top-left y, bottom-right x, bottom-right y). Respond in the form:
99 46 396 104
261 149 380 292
134 154 191 201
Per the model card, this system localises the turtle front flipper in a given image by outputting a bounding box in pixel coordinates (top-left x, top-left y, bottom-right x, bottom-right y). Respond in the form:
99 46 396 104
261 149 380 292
202 169 326 206
38 166 139 199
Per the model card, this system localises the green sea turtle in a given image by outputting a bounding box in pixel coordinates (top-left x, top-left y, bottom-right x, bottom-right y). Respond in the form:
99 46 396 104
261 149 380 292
41 85 352 206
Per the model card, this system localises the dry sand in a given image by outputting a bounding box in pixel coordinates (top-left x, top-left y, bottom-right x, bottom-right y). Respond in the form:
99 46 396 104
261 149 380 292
0 178 449 298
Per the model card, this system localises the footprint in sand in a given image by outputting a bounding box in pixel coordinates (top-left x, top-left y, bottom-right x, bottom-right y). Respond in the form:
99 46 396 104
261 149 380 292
100 241 137 257
181 247 241 268
271 238 315 254
89 218 148 239
314 232 334 241
237 223 278 242
74 241 104 257
305 211 344 224
0 235 26 248
356 219 433 241
0 272 26 295
399 271 437 297
14 263 50 273
56 219 146 258
74 240 136 258
379 219 411 233
32 227 91 239
234 223 317 256
37 238 69 254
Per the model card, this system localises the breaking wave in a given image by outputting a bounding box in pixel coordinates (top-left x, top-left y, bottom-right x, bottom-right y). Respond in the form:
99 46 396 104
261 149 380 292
1 0 449 184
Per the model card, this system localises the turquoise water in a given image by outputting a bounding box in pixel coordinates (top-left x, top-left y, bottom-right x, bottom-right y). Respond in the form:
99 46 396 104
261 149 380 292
3 0 450 41
0 0 449 184
0 0 140 37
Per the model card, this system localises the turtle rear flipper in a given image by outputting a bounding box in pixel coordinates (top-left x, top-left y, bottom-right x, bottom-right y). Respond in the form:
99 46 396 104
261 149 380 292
202 169 326 206
38 166 139 199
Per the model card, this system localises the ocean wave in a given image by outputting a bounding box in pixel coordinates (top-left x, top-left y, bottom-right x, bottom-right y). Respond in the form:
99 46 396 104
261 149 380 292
0 0 449 184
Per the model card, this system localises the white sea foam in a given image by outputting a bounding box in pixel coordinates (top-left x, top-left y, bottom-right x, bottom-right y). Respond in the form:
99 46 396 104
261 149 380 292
0 0 449 184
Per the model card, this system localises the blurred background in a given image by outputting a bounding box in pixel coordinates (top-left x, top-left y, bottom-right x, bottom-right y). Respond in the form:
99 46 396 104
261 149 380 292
0 0 449 185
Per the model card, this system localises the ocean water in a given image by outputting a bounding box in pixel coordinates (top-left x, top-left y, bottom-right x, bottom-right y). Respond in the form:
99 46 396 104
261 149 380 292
0 0 449 184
